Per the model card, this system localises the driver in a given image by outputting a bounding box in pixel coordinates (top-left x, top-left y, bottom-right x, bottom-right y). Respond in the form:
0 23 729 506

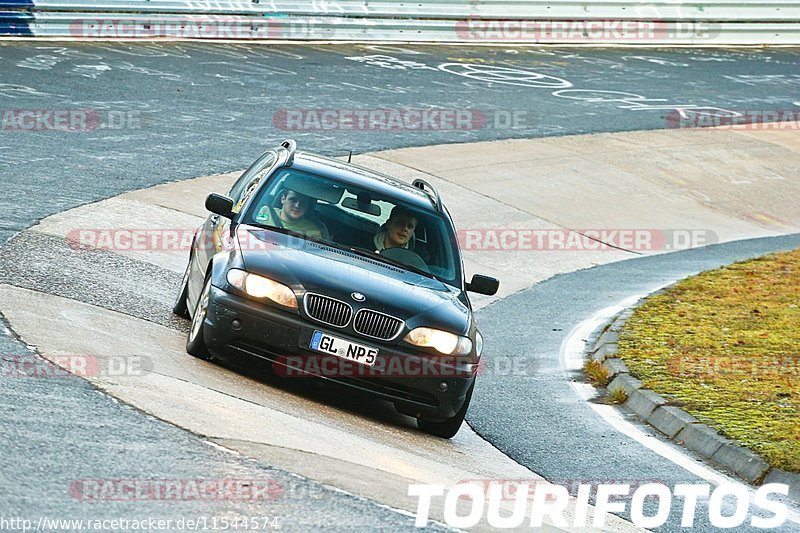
374 206 417 252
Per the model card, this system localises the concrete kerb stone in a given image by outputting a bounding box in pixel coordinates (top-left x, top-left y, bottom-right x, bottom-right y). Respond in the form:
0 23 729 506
591 342 618 363
676 423 731 459
647 406 697 439
583 288 800 503
624 388 667 420
601 358 629 379
597 329 619 346
712 443 770 484
606 373 642 396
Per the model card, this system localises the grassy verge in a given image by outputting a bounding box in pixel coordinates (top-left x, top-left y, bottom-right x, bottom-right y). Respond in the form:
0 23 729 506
617 248 800 473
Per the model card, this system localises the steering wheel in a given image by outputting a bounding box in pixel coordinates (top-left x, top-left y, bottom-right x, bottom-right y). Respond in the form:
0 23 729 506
380 247 430 273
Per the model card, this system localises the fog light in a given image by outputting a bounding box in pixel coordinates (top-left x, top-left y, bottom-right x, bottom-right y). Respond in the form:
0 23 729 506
438 381 448 392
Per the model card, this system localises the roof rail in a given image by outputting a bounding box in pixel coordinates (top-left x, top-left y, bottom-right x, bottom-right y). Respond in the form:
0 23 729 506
412 178 442 212
280 139 297 166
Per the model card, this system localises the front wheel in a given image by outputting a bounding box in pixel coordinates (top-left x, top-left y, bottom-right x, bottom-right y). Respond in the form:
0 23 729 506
186 276 213 360
417 382 474 439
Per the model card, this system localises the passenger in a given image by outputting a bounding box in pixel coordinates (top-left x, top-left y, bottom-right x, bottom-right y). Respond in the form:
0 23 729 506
374 205 417 252
257 188 327 240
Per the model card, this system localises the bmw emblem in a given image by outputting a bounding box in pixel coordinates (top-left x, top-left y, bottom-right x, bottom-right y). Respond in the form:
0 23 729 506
351 292 365 302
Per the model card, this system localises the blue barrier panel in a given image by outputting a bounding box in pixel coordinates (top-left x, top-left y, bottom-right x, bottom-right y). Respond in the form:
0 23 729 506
0 13 34 35
0 1 33 35
0 0 34 7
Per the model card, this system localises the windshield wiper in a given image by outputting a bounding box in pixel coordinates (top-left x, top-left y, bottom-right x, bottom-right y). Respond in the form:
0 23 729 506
244 222 330 247
244 223 366 255
347 247 436 280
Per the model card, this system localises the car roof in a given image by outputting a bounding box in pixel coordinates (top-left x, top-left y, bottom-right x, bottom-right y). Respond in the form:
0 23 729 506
289 151 439 212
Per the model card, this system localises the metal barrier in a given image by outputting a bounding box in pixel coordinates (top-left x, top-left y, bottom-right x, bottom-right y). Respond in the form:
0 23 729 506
2 0 800 43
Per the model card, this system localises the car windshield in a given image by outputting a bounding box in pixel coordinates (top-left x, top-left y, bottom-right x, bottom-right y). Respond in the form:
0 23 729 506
240 167 461 286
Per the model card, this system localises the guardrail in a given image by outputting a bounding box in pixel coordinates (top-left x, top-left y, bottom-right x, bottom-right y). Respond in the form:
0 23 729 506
2 1 800 44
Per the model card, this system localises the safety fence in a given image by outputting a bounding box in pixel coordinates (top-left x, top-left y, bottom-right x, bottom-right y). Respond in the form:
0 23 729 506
2 1 799 43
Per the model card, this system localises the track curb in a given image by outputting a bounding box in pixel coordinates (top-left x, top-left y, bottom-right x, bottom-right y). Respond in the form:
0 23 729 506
587 290 800 503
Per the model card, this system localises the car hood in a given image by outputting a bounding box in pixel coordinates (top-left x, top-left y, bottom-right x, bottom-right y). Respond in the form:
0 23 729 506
236 226 470 335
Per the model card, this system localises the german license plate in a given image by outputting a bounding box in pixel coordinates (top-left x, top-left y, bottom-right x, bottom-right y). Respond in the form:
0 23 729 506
309 330 378 367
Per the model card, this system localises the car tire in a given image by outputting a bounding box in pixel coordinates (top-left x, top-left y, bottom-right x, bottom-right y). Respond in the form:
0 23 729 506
186 275 213 361
417 381 474 439
172 257 192 318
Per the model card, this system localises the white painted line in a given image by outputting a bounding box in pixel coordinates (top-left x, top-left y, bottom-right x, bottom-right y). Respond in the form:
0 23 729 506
560 299 800 524
560 292 651 372
204 440 241 455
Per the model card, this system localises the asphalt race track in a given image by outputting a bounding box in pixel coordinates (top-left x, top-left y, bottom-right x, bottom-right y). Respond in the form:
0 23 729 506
1 42 800 531
470 234 800 531
2 43 800 241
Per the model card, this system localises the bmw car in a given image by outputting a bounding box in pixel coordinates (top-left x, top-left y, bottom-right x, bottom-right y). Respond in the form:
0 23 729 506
173 140 499 438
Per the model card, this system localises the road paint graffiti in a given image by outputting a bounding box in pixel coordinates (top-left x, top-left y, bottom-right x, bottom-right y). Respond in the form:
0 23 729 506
434 62 738 118
200 61 297 77
345 55 437 71
0 84 53 99
17 55 64 71
551 89 740 117
724 74 800 86
689 56 736 62
72 64 113 79
622 55 689 67
112 62 183 81
365 45 426 55
345 53 740 119
438 63 572 88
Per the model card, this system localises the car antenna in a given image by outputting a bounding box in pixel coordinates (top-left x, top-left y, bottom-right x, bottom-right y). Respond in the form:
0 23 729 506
348 150 353 163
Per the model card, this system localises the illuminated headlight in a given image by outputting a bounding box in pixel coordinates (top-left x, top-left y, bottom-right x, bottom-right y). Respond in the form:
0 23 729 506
226 269 297 309
404 327 473 355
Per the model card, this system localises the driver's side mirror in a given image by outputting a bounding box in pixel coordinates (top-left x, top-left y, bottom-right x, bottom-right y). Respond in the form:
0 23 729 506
466 274 499 295
206 193 234 219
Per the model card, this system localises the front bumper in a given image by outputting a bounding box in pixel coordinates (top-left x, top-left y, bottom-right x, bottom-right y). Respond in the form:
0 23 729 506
203 285 476 419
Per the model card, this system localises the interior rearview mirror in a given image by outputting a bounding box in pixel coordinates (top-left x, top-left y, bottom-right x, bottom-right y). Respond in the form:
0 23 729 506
205 193 234 219
466 274 499 296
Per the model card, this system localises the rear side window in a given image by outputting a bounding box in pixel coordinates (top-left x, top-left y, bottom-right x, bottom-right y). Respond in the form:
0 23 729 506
229 151 277 213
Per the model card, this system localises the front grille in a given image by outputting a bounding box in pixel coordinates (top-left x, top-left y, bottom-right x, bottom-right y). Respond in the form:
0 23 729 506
353 309 404 341
304 293 352 328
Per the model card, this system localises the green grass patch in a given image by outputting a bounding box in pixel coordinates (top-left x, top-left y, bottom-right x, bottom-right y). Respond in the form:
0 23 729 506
618 248 800 472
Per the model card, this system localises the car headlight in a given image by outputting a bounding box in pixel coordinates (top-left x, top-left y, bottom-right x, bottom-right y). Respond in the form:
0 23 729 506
226 269 297 309
404 327 473 355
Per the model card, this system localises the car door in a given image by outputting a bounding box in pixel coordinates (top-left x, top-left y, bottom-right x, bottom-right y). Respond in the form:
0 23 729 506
187 150 279 310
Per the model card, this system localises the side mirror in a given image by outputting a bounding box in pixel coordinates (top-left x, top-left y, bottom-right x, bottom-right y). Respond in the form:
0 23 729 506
206 193 234 219
466 274 499 296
